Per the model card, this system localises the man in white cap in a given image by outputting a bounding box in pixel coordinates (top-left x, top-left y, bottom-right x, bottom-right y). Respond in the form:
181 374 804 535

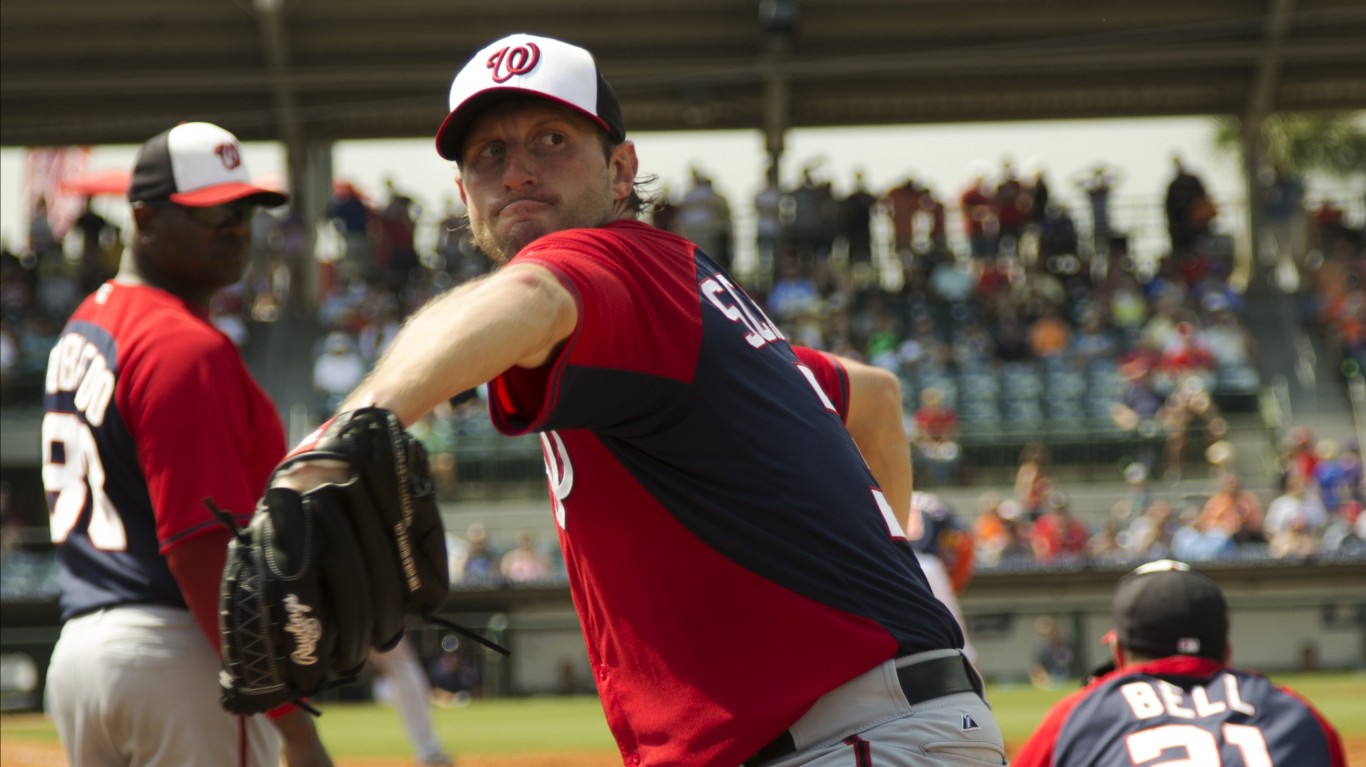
42 122 330 766
281 32 1004 767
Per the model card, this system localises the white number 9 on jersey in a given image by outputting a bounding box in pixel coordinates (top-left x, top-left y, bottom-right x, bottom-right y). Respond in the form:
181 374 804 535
42 412 126 550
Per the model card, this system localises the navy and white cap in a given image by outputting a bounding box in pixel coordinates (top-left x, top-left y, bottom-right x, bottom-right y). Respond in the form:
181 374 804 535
128 122 288 207
1112 559 1229 661
435 33 625 161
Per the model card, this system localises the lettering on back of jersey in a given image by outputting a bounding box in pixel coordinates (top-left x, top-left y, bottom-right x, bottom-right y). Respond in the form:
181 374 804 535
1119 674 1257 720
698 273 785 349
45 332 115 426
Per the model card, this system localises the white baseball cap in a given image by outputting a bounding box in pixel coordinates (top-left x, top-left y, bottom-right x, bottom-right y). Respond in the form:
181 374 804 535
128 122 288 207
434 33 625 161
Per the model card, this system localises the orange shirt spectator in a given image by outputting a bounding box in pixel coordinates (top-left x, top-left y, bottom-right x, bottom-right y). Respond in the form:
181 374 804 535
1029 308 1071 358
1197 471 1265 544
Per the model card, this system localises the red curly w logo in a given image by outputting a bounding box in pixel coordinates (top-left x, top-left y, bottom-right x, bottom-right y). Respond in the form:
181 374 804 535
486 42 540 83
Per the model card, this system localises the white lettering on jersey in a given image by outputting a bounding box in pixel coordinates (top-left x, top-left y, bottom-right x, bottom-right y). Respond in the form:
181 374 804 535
1158 680 1196 719
699 274 784 349
46 332 115 427
541 431 572 531
794 363 838 414
872 488 907 539
43 412 125 549
1119 674 1258 721
1120 681 1166 719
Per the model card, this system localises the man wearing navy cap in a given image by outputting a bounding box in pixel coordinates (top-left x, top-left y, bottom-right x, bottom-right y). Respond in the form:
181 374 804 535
1014 560 1346 767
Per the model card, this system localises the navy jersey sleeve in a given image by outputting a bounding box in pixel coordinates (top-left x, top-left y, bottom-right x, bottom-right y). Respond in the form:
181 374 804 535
791 346 850 422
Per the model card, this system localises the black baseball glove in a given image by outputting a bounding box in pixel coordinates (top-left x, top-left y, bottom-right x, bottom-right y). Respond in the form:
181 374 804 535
211 407 469 715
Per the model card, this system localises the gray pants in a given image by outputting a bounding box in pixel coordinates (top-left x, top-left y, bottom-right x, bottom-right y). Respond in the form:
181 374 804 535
755 650 1006 767
46 604 280 767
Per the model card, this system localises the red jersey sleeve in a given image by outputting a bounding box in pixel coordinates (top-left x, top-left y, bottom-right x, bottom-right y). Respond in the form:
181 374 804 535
1013 687 1089 767
490 226 703 434
121 327 284 552
1279 685 1348 767
791 346 850 422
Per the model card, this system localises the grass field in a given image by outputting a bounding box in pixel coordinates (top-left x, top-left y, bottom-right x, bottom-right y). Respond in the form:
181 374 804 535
2 671 1363 765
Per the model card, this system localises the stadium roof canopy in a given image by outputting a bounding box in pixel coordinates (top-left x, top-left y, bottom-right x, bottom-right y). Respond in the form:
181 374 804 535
2 0 1364 148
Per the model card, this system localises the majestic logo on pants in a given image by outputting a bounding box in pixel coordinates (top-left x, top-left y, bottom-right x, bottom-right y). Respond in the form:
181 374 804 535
283 594 321 665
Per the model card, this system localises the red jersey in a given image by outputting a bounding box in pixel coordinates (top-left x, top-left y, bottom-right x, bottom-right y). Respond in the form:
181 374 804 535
43 282 284 620
488 220 960 766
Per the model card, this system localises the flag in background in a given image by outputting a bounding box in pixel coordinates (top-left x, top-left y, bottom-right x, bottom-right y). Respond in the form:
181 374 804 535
24 147 92 246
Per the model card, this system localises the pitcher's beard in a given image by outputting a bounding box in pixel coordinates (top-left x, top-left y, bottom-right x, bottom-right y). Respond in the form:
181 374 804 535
472 225 534 266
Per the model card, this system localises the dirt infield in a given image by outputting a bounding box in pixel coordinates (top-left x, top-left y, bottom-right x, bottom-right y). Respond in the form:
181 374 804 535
6 735 1365 765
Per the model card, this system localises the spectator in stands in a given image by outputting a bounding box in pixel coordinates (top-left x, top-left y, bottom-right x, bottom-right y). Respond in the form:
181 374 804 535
1106 272 1149 347
1086 515 1128 565
841 171 877 267
376 179 422 290
970 493 1012 566
1265 470 1329 559
1015 443 1054 520
500 531 551 583
429 651 480 706
1029 616 1073 689
461 522 499 583
1197 469 1266 547
1159 322 1217 389
676 168 733 270
28 196 59 263
409 405 458 498
1074 163 1121 258
1028 304 1071 359
1159 374 1227 480
1170 504 1237 561
912 387 960 485
1199 294 1257 370
356 290 403 366
882 178 923 259
1071 307 1119 366
1164 155 1214 257
753 165 784 286
1322 497 1366 556
994 160 1029 257
1264 162 1307 276
767 254 820 325
1030 491 1090 563
325 180 373 283
1122 497 1179 561
960 164 997 259
71 196 114 293
312 330 368 419
1313 439 1361 515
1283 426 1319 481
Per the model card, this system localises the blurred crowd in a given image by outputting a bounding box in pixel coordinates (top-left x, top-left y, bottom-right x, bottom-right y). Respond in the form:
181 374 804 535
2 152 1363 583
947 427 1365 574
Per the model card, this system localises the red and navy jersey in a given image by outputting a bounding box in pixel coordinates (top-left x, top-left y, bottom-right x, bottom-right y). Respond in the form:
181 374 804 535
42 282 284 621
488 220 960 767
1014 656 1346 767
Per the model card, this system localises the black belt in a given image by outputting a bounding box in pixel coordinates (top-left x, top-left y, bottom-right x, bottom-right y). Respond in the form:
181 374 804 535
742 654 981 767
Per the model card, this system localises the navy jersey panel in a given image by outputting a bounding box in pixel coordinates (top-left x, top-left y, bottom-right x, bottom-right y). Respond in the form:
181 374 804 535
489 220 960 766
44 319 181 620
1054 658 1337 767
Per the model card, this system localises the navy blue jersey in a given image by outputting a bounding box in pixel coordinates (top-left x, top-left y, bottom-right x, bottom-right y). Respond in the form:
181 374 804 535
1015 656 1346 767
488 220 960 766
